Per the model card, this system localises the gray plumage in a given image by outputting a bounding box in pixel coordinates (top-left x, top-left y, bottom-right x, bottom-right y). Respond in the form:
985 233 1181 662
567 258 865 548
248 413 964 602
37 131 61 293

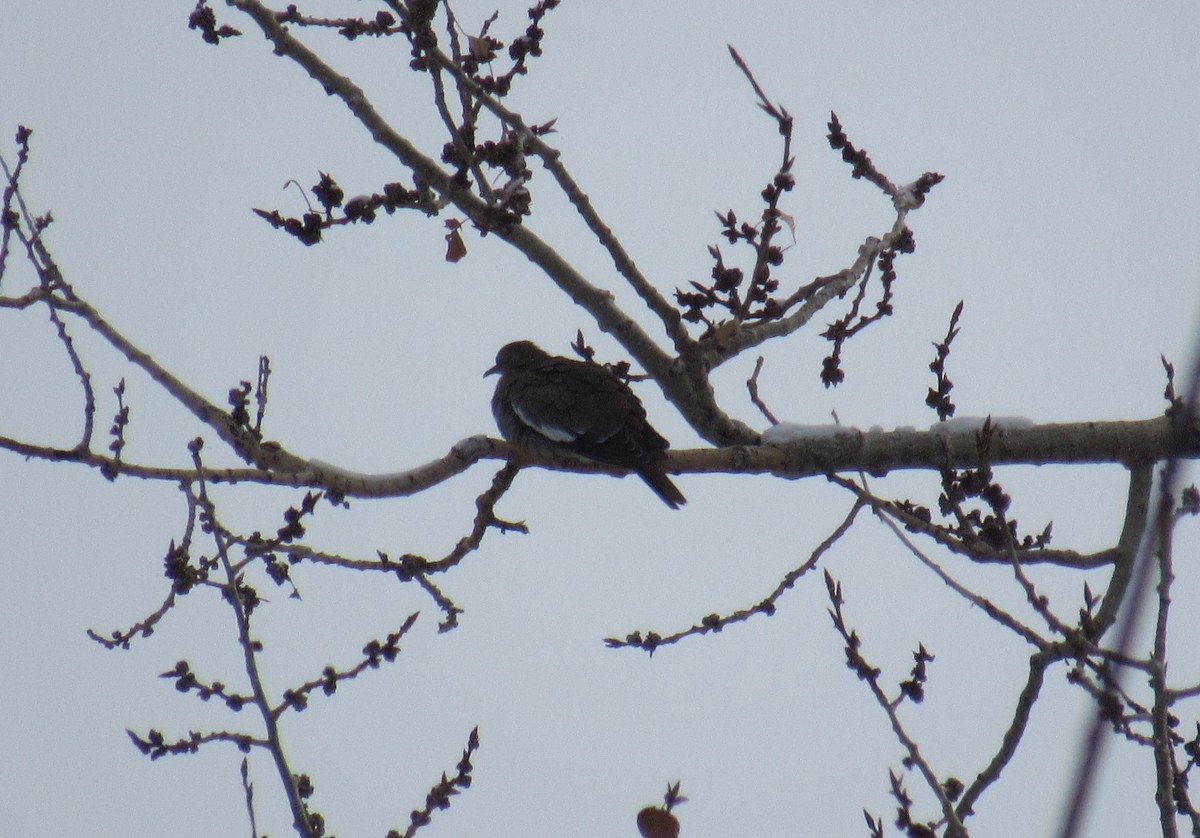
486 341 687 509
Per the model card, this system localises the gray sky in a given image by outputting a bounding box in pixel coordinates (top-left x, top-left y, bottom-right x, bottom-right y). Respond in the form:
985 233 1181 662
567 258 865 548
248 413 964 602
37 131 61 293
3 2 1200 836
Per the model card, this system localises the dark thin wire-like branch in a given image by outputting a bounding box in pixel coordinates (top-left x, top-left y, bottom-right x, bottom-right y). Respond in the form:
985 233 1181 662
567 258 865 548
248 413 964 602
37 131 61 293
1057 328 1200 838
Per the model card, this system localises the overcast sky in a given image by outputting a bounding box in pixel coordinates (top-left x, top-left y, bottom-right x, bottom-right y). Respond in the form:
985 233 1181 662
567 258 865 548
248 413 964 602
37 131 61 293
3 2 1200 836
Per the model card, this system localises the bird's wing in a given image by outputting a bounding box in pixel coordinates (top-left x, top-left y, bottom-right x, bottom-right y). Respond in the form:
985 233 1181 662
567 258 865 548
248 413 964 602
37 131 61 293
508 359 669 469
507 359 625 440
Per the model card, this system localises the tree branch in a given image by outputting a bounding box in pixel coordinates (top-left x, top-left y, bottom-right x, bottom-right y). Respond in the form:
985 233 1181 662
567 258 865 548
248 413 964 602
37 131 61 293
1090 461 1155 637
225 0 759 445
5 418 1195 502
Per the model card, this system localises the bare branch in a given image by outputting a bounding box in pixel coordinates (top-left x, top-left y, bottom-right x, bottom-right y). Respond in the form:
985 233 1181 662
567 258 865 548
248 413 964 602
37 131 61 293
830 472 1048 649
188 440 319 838
824 570 968 837
746 356 779 425
956 650 1052 819
1090 461 1155 637
607 498 864 652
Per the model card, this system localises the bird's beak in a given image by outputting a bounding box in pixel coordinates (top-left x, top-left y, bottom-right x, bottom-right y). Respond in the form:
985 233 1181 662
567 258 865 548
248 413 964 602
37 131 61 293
484 364 499 378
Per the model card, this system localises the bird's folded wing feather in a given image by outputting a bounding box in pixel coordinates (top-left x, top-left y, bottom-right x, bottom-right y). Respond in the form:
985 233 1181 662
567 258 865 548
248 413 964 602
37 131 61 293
509 361 629 442
507 360 671 470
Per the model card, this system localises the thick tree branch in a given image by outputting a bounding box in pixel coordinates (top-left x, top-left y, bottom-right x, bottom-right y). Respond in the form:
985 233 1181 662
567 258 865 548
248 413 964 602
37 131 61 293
5 417 1195 501
695 416 1199 478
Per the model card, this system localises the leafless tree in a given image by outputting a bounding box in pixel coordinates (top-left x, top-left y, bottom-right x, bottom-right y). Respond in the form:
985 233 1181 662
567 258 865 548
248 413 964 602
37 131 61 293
2 3 1198 836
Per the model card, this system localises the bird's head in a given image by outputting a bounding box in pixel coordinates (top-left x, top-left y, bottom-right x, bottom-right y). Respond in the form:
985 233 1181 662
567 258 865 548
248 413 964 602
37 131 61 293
485 340 549 377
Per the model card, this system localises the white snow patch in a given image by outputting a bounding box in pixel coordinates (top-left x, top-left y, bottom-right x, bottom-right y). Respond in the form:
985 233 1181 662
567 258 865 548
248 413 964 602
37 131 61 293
761 422 860 444
930 416 1034 432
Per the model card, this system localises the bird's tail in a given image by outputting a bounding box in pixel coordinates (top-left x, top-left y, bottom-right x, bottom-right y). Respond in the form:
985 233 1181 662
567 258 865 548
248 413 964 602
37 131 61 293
638 466 687 509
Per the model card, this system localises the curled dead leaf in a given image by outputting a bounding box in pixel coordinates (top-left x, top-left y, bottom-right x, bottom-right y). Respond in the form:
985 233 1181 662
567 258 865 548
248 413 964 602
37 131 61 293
637 806 680 838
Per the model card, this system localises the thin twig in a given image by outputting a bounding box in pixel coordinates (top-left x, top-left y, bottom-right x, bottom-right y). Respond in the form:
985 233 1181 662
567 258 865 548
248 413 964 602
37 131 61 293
825 571 968 838
1150 495 1179 838
607 499 864 652
746 356 779 425
829 473 1048 648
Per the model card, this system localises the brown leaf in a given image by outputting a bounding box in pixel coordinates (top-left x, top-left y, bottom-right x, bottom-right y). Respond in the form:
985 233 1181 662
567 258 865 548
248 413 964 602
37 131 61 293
445 226 467 263
637 806 680 838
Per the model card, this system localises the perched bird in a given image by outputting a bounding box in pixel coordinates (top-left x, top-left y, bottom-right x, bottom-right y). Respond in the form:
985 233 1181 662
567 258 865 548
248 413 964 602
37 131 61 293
486 340 687 509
